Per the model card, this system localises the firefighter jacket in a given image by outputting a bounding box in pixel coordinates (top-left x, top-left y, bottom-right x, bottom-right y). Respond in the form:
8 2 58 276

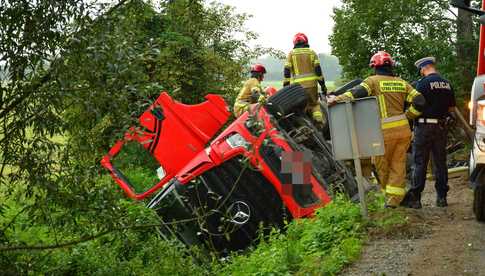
233 77 263 117
284 46 326 92
336 74 425 130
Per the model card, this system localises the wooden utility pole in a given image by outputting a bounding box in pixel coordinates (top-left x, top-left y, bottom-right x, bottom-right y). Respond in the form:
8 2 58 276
457 0 475 93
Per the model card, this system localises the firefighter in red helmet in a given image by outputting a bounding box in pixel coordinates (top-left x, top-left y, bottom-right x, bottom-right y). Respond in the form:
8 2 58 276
284 33 327 126
234 63 267 117
329 51 426 208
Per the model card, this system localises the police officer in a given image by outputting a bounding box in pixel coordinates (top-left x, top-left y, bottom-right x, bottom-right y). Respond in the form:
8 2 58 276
233 63 266 117
328 51 426 207
403 57 456 208
284 33 327 126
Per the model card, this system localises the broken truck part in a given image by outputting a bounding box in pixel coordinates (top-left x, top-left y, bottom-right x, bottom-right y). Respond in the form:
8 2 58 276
101 83 358 251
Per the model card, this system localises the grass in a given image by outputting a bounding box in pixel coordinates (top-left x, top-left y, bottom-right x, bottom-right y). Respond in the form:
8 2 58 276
262 80 284 90
1 81 407 275
0 128 66 178
215 193 407 275
111 141 161 194
0 141 407 275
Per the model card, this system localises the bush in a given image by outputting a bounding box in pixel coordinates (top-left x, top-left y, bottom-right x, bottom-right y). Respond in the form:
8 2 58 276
216 196 365 275
0 175 206 275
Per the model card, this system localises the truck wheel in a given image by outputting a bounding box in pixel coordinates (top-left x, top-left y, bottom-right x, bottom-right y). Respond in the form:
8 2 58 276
265 84 308 118
474 168 485 222
180 157 289 252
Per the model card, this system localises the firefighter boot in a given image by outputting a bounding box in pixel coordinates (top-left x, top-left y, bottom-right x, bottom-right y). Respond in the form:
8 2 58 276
401 191 422 209
311 110 324 129
436 197 448 207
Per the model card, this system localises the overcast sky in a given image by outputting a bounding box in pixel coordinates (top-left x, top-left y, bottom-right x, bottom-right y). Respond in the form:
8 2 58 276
217 0 342 54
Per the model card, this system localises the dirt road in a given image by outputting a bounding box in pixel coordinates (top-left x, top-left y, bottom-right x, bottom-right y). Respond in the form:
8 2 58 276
344 175 485 276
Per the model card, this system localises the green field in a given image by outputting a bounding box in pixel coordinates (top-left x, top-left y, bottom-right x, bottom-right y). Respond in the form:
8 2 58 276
261 80 284 89
262 80 336 91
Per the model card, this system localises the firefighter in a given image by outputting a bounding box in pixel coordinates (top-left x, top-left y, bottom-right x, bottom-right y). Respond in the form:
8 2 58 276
328 51 426 207
284 33 327 125
402 57 456 208
233 63 266 117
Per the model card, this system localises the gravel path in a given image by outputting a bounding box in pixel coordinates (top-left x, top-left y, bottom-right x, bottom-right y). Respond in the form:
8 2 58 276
343 175 485 276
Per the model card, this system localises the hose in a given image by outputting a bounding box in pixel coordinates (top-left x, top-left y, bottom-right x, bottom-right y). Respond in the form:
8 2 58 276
425 166 469 180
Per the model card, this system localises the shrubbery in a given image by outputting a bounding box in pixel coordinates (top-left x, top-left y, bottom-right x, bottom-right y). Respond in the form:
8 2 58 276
1 183 404 275
0 1 407 274
216 196 365 275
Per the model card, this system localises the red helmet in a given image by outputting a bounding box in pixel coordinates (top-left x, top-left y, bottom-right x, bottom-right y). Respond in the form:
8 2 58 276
293 33 308 45
369 51 395 68
250 63 266 74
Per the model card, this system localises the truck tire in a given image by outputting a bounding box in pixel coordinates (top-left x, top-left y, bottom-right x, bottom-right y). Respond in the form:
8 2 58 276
265 84 308 118
177 157 289 252
331 79 363 96
473 168 485 222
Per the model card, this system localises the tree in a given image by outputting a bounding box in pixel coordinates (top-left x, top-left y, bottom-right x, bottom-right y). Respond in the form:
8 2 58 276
456 0 479 92
330 0 479 97
0 0 264 273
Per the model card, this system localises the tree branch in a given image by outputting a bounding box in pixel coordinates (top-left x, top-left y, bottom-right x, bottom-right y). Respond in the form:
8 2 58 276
0 217 199 252
0 223 160 252
0 0 130 120
0 205 30 233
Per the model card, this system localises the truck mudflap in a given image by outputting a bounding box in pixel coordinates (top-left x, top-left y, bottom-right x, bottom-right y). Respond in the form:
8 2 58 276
101 92 230 199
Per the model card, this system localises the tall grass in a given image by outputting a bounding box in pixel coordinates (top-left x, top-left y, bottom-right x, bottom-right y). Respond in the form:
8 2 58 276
215 193 405 275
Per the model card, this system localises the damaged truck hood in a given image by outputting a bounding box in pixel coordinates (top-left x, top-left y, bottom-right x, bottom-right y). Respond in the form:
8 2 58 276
101 92 230 199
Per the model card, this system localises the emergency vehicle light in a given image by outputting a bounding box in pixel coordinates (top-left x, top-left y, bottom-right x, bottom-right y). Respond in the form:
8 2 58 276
476 100 485 126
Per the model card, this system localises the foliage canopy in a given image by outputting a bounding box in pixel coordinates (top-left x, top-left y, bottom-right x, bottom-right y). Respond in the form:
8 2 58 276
0 0 266 273
330 0 479 97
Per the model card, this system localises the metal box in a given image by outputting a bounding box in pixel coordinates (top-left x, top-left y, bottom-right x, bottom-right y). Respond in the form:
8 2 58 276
328 97 385 160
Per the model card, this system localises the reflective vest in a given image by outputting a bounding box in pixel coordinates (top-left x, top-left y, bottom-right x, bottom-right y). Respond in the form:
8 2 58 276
341 75 422 130
284 48 323 88
233 78 262 116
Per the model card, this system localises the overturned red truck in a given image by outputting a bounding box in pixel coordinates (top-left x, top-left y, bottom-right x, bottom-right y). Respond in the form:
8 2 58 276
101 84 358 251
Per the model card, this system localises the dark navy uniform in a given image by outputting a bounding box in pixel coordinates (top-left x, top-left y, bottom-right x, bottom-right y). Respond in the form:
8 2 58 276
406 57 456 207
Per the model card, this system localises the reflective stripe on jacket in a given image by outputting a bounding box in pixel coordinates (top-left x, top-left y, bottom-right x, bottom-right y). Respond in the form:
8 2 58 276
339 75 422 129
233 78 262 116
284 48 323 88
